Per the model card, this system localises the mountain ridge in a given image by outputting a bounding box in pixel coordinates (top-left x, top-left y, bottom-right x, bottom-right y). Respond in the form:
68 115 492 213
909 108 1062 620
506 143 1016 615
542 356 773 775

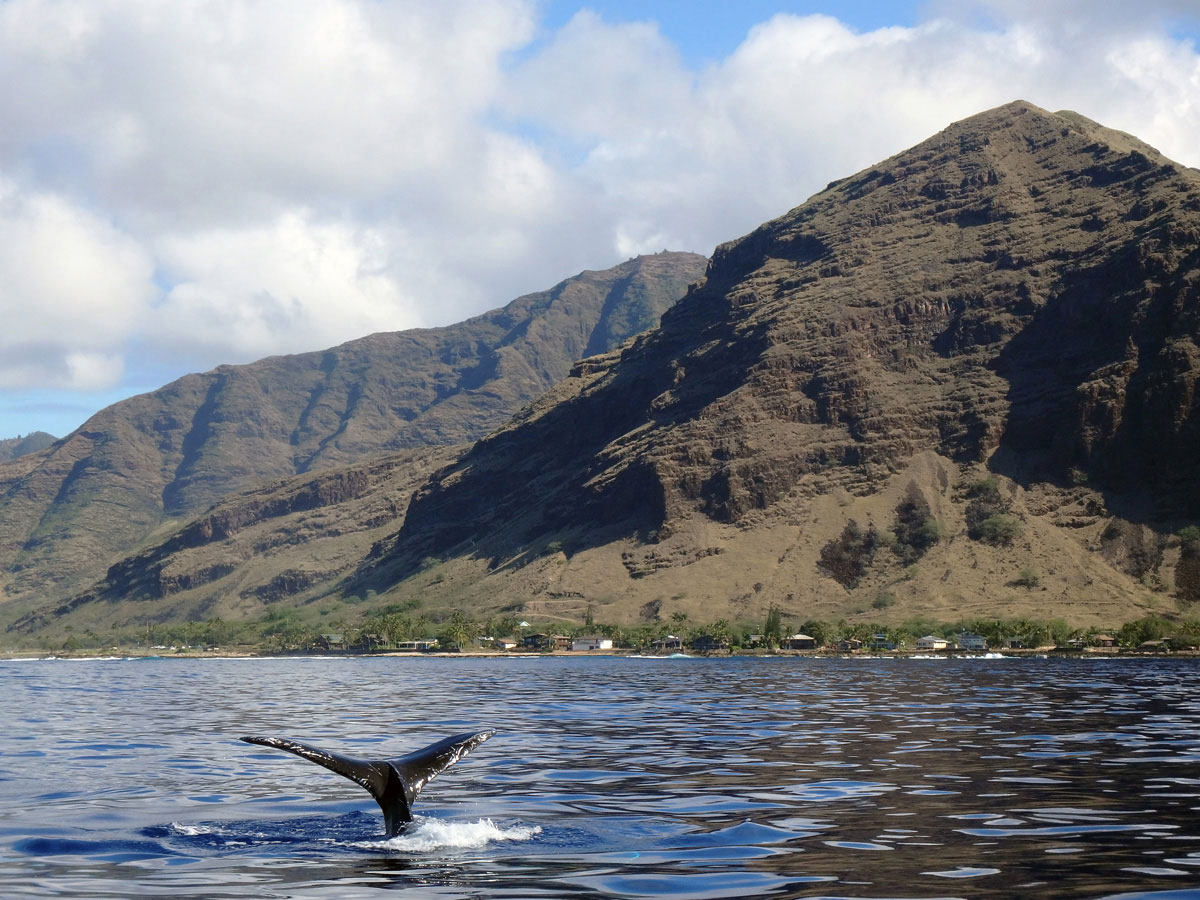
0 432 56 464
0 252 707 611
9 100 1200 639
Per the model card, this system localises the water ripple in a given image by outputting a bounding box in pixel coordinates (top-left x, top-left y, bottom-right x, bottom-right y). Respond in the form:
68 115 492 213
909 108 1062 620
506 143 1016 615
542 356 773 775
1 656 1199 898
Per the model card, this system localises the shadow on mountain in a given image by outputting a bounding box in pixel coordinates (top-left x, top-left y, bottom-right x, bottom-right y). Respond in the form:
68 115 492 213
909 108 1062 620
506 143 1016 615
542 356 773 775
361 303 775 587
992 224 1200 522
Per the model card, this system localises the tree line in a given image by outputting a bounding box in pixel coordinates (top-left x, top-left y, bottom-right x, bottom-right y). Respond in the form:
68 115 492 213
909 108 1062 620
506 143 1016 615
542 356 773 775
21 605 1200 655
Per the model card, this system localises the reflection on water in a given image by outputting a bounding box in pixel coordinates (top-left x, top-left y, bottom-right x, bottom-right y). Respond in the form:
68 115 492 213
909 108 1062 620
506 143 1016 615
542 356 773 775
1 656 1199 898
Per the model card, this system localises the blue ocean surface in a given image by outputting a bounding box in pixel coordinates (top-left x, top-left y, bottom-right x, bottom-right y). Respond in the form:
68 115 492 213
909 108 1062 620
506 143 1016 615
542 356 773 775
1 655 1199 898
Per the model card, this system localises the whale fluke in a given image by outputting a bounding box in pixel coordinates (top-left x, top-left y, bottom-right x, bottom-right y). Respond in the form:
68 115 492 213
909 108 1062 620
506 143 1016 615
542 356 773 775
240 730 494 836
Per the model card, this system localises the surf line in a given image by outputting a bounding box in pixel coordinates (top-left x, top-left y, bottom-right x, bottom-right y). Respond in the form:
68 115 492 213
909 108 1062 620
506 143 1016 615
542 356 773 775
241 730 493 837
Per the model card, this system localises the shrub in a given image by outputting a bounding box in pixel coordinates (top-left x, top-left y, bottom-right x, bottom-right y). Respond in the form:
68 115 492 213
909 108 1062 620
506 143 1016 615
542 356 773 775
1178 527 1200 603
1013 567 1040 588
965 476 1018 544
966 477 1002 502
872 591 896 610
976 514 1022 546
819 520 882 588
893 482 940 564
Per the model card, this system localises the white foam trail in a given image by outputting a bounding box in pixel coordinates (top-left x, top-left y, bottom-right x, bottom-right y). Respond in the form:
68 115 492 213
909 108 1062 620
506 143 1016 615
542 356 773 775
171 823 215 836
360 818 541 852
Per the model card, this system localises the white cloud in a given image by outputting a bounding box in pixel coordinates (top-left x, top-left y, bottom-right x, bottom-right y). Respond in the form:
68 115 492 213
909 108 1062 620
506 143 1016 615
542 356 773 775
0 178 151 389
506 4 1200 260
151 210 420 364
64 352 126 390
505 10 694 140
1 0 1200 431
0 0 538 222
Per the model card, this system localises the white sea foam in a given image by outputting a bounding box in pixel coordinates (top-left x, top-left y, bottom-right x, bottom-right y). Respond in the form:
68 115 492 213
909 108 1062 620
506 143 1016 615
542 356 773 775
171 823 213 836
170 822 231 836
359 817 541 852
170 821 282 843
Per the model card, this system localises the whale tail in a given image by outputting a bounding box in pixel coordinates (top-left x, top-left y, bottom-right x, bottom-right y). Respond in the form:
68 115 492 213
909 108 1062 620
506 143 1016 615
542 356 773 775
240 730 494 836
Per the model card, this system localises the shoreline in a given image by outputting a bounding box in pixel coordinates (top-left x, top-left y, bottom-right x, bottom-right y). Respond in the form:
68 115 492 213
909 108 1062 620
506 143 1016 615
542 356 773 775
3 646 1197 661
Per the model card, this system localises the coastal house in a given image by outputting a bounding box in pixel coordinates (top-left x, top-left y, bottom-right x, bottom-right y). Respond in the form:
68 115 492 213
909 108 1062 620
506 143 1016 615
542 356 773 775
691 634 729 652
1090 634 1117 648
837 638 863 652
523 633 573 651
783 634 817 650
396 639 438 651
571 635 613 651
651 635 684 651
957 632 988 651
313 633 345 651
916 635 949 651
493 638 518 651
868 633 898 651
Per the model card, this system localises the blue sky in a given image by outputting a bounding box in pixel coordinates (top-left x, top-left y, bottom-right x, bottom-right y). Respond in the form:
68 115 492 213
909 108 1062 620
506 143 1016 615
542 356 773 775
537 1 922 62
1 0 1199 440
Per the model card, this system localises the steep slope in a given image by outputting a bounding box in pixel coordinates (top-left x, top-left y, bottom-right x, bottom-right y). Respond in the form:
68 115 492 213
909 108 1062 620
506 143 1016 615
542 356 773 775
11 444 462 633
0 433 56 463
0 252 706 606
364 101 1200 626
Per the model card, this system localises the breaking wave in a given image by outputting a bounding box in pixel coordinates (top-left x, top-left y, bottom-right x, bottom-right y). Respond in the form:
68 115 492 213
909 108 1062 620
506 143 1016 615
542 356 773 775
364 817 541 852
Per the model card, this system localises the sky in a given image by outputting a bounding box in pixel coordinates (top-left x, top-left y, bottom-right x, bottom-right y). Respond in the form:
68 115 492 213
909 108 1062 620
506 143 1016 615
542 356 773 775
2 0 1200 439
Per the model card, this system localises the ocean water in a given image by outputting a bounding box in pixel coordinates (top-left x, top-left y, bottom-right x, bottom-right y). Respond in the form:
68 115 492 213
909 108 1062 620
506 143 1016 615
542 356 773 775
1 655 1199 899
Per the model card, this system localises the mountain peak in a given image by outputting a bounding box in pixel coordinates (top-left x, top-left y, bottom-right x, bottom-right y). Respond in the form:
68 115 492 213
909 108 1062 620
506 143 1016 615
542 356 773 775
383 102 1200 625
0 431 57 464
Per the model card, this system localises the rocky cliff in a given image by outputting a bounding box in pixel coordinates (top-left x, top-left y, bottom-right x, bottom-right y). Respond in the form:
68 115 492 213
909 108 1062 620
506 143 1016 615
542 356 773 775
367 101 1199 626
0 252 706 610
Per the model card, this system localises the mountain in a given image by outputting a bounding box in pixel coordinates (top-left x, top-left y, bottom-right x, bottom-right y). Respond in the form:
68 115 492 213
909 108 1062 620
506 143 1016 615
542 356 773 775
0 432 56 463
11 445 463 633
0 252 707 612
14 101 1200 639
365 101 1200 627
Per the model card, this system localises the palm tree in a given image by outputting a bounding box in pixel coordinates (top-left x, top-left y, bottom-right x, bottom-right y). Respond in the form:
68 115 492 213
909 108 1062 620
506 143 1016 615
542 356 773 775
763 605 784 649
670 610 690 638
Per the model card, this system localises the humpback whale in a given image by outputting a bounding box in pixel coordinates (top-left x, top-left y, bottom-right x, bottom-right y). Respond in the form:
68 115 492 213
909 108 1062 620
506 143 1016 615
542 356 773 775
241 730 494 836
